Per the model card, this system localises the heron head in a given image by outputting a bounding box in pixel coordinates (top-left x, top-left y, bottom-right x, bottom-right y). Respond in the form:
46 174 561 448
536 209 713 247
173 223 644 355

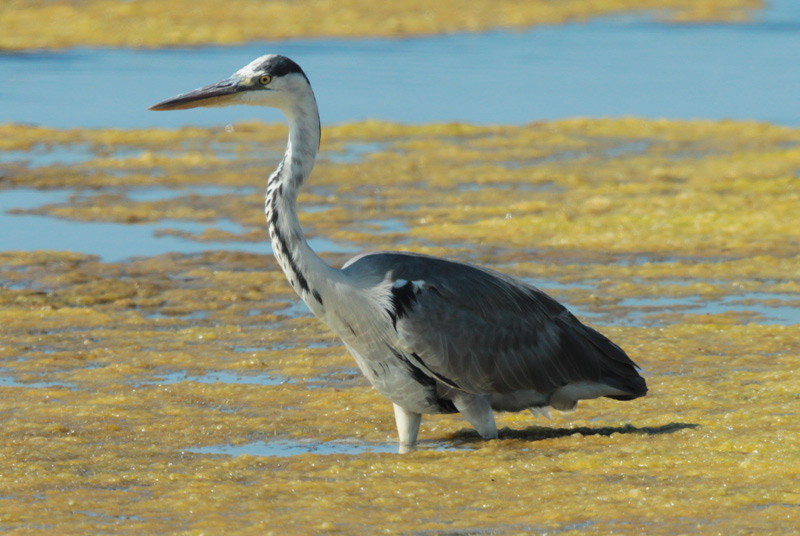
149 54 311 111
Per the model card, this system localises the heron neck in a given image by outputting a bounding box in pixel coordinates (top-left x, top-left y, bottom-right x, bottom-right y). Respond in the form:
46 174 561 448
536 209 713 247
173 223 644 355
266 98 341 315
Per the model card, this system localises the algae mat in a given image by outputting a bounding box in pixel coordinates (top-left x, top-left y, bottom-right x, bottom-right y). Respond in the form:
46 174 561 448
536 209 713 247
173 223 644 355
1 118 799 534
0 0 762 50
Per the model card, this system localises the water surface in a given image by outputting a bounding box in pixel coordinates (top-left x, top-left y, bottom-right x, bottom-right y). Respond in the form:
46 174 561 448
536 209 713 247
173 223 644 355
2 1 799 128
0 188 356 261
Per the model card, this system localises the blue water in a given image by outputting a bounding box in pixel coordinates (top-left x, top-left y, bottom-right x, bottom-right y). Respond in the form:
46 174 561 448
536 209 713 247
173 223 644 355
0 371 72 389
1 1 799 128
191 439 400 457
0 188 357 261
616 291 800 326
139 370 288 386
190 437 465 457
2 1 800 292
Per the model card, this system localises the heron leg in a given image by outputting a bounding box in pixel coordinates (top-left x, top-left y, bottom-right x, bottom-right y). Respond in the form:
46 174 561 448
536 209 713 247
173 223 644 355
393 403 422 446
451 393 498 439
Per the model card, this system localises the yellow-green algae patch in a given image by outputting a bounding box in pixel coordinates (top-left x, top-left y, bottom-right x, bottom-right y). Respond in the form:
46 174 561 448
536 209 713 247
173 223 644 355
0 0 763 50
1 117 799 533
4 118 800 259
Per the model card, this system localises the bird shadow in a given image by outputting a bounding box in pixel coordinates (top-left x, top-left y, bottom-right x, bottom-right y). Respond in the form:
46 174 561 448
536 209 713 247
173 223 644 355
447 422 699 445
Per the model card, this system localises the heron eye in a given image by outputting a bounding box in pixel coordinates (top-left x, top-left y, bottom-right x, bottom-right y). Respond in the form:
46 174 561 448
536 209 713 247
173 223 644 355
259 75 272 85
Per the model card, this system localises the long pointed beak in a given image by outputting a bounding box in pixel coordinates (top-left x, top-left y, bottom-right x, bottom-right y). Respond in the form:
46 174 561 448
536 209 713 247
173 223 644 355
149 77 243 111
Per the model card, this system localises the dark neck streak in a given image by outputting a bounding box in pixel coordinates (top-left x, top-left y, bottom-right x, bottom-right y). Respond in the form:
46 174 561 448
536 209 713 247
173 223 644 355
265 103 337 314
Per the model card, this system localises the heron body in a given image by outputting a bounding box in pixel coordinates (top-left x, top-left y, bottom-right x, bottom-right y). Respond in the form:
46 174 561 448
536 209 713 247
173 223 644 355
150 55 647 447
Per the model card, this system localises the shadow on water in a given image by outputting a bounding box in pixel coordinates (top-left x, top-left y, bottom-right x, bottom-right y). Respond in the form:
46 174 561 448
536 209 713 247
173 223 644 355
451 422 700 443
191 423 699 458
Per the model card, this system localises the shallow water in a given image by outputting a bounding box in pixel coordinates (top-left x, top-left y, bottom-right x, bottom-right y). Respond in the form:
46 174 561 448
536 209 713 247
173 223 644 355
0 372 72 389
125 185 257 202
3 3 800 264
1 2 799 128
191 438 398 456
617 291 800 325
0 188 357 261
141 370 289 387
188 438 438 457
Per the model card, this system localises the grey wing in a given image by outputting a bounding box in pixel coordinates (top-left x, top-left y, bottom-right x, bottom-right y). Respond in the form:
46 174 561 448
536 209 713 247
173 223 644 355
345 252 646 397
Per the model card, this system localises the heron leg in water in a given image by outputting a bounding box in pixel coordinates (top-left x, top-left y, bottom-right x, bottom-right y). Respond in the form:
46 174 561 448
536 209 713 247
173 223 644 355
393 403 422 446
451 393 498 439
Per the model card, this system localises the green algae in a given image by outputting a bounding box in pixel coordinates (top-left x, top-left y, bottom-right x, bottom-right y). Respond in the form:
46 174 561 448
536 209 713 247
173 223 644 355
1 118 799 534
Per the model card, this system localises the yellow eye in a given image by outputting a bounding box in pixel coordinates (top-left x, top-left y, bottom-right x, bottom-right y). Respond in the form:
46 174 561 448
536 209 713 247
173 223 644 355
259 75 272 85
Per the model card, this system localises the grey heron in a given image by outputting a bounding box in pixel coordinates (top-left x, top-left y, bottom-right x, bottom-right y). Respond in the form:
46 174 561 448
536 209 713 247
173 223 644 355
150 55 647 448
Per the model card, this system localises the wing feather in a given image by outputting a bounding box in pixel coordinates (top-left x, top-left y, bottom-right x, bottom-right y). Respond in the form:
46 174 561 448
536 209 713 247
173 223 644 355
343 251 646 397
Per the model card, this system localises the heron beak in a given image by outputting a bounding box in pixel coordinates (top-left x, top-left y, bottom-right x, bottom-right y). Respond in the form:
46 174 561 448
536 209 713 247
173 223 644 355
148 76 244 111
